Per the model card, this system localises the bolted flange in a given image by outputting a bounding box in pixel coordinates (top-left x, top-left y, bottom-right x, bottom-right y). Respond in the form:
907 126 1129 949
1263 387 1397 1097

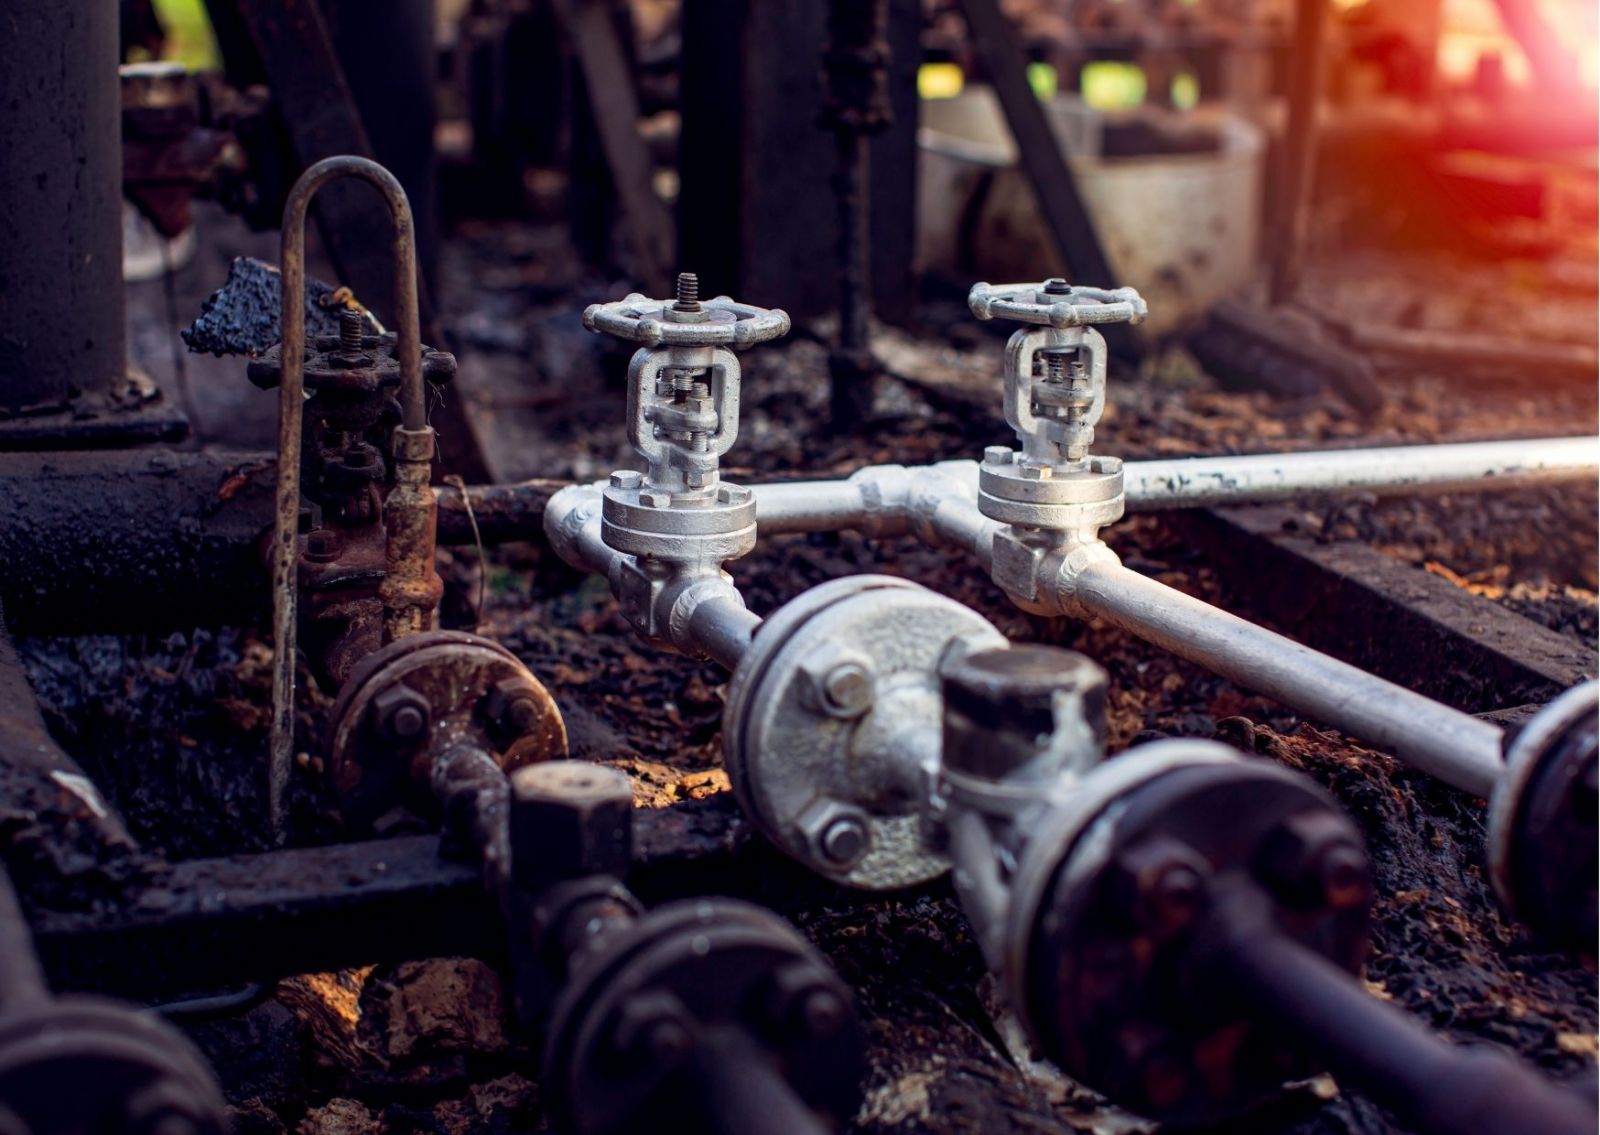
723 575 1006 889
0 997 230 1135
1003 742 1370 1127
542 898 863 1135
1487 680 1598 948
325 630 567 830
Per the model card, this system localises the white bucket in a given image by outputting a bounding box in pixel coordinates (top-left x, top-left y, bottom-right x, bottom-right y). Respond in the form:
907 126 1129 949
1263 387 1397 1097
918 89 1265 338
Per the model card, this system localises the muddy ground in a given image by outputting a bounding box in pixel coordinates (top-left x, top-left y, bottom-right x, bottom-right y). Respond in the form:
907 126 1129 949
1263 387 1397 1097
17 197 1599 1134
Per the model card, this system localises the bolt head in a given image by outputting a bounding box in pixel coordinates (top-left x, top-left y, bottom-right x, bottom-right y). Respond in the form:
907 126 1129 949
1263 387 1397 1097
1019 463 1053 481
1089 455 1123 475
797 799 873 871
639 489 673 509
1256 810 1370 912
510 760 634 892
370 685 431 744
611 992 695 1068
821 816 869 866
821 662 873 717
764 961 850 1040
983 445 1013 466
610 469 643 491
716 483 752 505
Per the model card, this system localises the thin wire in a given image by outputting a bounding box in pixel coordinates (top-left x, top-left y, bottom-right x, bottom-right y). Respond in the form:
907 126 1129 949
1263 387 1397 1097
444 475 486 629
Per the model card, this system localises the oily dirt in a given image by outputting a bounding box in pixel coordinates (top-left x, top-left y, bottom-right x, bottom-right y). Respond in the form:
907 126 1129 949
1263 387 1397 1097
18 221 1599 1134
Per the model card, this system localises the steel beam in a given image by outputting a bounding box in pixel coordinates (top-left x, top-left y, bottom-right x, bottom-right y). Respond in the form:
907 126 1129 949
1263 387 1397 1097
29 793 780 998
953 0 1118 295
1180 505 1597 713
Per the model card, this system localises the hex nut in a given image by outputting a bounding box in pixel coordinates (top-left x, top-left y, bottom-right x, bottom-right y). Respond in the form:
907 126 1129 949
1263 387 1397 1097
1256 811 1369 911
983 445 1013 466
484 676 541 738
822 662 873 718
639 490 673 509
797 798 872 870
799 655 875 720
510 760 634 893
609 469 643 491
610 991 694 1068
1019 464 1053 481
370 684 431 744
763 961 849 1041
1112 836 1211 938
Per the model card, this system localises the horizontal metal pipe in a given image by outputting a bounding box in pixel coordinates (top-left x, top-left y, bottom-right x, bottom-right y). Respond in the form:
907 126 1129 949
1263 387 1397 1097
750 438 1597 536
688 597 761 671
752 480 867 533
1070 560 1506 797
1123 436 1599 510
0 449 553 635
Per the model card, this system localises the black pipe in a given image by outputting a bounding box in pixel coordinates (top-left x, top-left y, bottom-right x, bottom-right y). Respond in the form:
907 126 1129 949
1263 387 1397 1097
0 448 558 635
689 1031 831 1135
0 0 126 413
1206 885 1594 1135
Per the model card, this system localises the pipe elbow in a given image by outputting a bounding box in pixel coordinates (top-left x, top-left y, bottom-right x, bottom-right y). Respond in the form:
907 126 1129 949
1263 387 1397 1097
543 481 606 572
848 464 912 538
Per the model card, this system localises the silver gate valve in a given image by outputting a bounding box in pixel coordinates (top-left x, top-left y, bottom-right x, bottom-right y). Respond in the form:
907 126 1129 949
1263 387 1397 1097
582 273 790 645
967 278 1147 612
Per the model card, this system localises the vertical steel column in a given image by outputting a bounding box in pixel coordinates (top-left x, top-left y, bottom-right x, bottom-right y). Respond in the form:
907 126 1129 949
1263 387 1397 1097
0 0 125 413
1268 0 1328 305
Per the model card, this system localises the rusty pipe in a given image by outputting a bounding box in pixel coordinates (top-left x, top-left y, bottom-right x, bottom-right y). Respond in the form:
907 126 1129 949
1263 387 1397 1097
271 155 434 841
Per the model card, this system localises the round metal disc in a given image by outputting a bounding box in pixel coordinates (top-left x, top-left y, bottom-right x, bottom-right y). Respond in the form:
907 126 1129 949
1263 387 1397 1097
326 630 567 829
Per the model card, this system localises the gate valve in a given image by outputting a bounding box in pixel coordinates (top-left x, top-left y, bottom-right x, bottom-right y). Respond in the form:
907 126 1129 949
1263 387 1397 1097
580 272 790 646
965 279 1147 612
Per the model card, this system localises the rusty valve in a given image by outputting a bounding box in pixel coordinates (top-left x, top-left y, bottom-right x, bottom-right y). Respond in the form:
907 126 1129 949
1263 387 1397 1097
264 156 449 842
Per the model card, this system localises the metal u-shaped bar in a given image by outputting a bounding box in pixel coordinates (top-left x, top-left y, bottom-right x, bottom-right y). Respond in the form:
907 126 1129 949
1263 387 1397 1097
269 155 425 842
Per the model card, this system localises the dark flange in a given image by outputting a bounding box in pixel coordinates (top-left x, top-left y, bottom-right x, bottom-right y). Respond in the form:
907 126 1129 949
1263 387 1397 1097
1491 683 1599 948
325 630 567 830
1026 757 1370 1127
0 997 229 1135
543 898 864 1135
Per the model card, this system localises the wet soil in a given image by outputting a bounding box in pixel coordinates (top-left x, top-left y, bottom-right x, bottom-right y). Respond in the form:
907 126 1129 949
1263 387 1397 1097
19 214 1598 1134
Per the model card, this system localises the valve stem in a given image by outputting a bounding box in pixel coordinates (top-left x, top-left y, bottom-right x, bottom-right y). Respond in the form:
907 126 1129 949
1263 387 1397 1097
674 271 702 313
338 307 364 353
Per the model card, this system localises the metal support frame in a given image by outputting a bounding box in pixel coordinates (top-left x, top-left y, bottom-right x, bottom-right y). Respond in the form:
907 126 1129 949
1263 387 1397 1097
550 0 673 297
0 0 187 449
953 0 1122 306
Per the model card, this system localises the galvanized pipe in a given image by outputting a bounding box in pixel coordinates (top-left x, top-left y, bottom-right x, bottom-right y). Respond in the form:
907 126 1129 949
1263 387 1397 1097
688 597 762 671
1122 436 1600 510
753 480 872 534
749 438 1598 535
1070 559 1506 797
271 156 429 841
